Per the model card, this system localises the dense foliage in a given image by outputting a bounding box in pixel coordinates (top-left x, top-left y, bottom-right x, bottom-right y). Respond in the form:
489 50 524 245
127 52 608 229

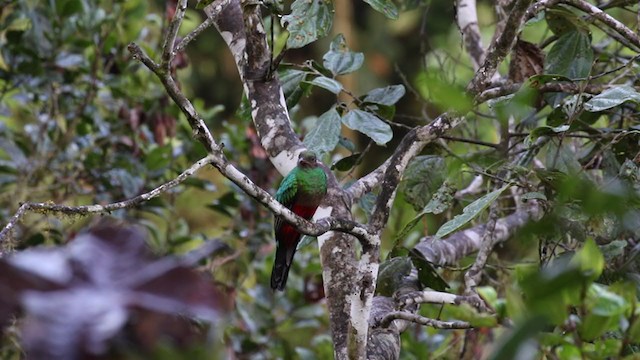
1 0 639 358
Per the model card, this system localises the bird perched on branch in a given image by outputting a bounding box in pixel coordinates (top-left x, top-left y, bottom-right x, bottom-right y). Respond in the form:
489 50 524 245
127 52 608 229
271 150 327 291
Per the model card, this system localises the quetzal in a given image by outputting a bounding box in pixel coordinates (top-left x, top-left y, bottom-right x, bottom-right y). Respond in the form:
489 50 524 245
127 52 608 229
271 150 327 291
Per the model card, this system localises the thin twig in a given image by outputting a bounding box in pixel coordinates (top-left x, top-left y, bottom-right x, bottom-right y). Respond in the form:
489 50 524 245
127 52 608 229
175 16 216 54
0 155 216 244
161 0 188 70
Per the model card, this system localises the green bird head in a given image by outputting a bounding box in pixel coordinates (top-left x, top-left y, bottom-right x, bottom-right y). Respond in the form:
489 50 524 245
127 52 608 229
298 150 319 168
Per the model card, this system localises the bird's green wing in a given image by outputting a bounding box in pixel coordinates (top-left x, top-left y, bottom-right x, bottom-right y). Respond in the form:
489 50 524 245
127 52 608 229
274 168 298 233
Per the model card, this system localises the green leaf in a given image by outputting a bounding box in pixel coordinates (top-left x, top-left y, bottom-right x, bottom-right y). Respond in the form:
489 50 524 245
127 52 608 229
196 0 215 9
144 145 172 171
401 155 446 211
280 69 307 96
487 317 548 360
207 192 240 217
55 53 86 69
57 0 83 16
394 180 455 242
363 85 405 106
363 0 399 19
545 30 593 80
409 250 449 291
306 76 343 94
446 303 498 328
525 125 569 146
297 235 316 250
521 191 547 202
282 0 334 49
583 86 640 112
570 238 604 280
341 109 393 145
415 72 473 113
323 34 364 76
545 6 590 36
586 283 627 317
376 256 413 296
358 190 377 219
435 186 508 239
303 107 341 155
331 153 361 171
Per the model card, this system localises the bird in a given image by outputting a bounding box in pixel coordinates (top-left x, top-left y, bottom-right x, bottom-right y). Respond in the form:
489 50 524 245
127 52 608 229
271 150 327 291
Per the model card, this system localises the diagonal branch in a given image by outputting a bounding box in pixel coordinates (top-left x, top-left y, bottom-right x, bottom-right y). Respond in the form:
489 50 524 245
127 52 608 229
467 0 535 94
161 0 188 70
564 0 640 50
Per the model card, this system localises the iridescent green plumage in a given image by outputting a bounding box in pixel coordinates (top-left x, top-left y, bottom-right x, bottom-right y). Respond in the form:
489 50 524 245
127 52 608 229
271 151 327 291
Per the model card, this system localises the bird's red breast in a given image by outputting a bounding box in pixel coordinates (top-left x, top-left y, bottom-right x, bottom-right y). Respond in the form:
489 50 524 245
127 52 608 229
277 204 318 247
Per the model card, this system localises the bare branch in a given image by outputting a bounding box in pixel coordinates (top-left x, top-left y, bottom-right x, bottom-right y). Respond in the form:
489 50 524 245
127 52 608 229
467 0 535 94
128 43 220 154
161 0 188 70
564 0 640 50
476 82 606 104
0 155 216 244
379 311 471 330
175 16 216 54
395 290 463 306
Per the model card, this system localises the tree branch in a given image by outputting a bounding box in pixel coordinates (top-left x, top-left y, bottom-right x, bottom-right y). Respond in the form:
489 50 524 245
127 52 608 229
161 0 188 70
564 0 640 50
467 0 535 94
175 16 216 54
0 155 216 244
395 289 473 307
378 311 472 330
414 201 542 266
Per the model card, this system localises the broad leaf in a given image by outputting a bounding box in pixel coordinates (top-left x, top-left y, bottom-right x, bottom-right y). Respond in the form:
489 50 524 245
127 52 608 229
488 317 548 360
341 109 393 145
279 69 307 96
545 6 590 36
570 238 604 280
435 186 508 239
586 283 627 317
306 76 343 94
282 0 334 49
323 34 364 76
363 85 405 106
545 30 593 80
331 152 361 171
303 107 341 155
410 250 449 291
363 0 399 19
583 86 640 112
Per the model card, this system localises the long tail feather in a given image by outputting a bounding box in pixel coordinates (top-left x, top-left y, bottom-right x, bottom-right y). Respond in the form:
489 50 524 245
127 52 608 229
270 243 297 291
